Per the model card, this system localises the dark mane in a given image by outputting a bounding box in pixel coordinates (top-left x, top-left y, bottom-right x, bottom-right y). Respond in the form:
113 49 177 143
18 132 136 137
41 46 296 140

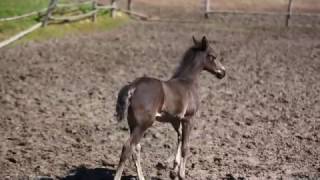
172 46 203 79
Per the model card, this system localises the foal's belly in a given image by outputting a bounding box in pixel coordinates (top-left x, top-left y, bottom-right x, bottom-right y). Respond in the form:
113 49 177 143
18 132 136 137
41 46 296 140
155 111 180 123
155 107 197 122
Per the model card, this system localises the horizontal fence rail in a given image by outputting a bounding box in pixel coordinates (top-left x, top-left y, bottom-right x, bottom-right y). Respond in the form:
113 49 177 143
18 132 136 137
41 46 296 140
57 1 92 8
0 8 47 22
0 23 42 48
205 9 320 17
204 0 320 27
48 10 98 22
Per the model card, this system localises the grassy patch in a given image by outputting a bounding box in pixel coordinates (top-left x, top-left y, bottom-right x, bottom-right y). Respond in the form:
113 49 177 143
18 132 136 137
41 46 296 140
0 0 49 18
0 0 49 40
0 16 38 40
19 12 127 43
0 0 128 45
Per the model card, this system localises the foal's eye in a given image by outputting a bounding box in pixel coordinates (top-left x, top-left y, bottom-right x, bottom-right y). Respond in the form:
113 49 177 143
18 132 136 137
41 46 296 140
208 55 216 62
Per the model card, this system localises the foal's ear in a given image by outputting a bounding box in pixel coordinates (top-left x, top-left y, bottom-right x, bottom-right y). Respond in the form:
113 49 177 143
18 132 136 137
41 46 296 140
201 36 208 50
192 36 199 46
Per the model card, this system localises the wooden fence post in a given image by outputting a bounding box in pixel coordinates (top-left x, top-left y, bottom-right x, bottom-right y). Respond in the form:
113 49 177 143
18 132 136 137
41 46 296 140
111 0 117 18
127 0 132 15
286 0 293 27
42 0 58 27
204 0 210 18
92 1 97 22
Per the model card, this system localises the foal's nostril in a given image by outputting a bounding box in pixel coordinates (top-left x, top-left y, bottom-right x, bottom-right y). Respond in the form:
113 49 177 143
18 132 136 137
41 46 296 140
217 70 225 79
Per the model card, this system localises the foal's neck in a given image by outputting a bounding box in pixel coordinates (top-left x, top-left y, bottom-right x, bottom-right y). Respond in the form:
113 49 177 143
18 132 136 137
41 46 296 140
171 48 203 84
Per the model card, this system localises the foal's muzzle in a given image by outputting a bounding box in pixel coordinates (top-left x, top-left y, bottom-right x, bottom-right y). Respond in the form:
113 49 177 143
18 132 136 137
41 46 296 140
215 69 225 79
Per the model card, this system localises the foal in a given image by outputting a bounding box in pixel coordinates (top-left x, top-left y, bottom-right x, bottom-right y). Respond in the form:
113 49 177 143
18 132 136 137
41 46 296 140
114 36 226 180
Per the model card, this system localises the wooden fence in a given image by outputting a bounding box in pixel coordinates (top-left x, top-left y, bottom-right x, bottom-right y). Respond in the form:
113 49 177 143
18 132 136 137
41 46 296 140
204 0 320 27
0 0 150 48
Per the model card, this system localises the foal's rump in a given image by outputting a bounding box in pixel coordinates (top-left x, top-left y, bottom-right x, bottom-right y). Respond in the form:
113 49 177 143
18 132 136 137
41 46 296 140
115 77 164 123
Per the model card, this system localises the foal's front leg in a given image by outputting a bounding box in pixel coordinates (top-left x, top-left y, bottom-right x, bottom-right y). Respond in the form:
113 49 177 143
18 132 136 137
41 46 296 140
174 127 182 173
179 120 192 179
171 121 182 180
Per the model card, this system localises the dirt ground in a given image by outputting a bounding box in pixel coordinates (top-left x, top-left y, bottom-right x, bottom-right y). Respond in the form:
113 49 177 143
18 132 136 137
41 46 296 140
0 1 320 180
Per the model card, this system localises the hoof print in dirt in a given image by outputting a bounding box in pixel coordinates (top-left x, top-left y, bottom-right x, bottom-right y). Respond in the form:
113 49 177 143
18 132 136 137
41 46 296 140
7 157 17 163
151 177 163 180
34 176 53 180
61 166 114 180
169 170 178 179
60 166 139 180
155 162 166 170
223 174 245 180
223 174 236 180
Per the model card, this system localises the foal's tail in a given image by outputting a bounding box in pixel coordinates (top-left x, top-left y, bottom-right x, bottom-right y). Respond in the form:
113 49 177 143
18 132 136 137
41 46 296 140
115 84 136 122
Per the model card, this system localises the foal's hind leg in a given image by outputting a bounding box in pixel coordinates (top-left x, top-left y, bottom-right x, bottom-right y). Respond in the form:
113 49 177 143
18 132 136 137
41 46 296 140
132 143 145 180
114 127 146 180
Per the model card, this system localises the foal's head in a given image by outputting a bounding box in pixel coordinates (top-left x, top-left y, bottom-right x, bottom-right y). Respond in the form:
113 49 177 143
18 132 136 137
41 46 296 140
193 36 226 79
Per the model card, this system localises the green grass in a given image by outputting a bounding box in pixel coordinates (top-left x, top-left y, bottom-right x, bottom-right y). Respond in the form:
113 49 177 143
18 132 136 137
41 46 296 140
0 0 49 40
0 0 49 18
0 16 38 40
0 0 128 45
19 12 128 43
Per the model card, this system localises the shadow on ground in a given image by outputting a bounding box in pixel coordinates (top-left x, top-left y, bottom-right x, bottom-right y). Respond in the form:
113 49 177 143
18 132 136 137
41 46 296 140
59 166 136 180
58 166 164 180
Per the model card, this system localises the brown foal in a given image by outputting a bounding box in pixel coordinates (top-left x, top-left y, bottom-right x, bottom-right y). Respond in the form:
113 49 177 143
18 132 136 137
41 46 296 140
114 36 226 180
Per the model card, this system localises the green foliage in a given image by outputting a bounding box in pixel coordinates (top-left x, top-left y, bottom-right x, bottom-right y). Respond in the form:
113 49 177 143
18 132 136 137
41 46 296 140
79 4 93 14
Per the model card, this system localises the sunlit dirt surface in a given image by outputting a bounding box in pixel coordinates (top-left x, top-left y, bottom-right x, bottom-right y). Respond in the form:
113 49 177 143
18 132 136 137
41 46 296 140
0 1 320 179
